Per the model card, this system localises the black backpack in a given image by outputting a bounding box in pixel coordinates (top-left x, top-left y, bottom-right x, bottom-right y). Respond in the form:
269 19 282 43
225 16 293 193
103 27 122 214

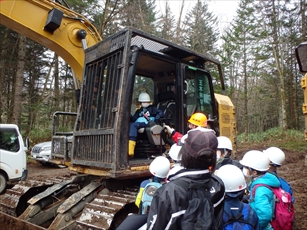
173 178 218 230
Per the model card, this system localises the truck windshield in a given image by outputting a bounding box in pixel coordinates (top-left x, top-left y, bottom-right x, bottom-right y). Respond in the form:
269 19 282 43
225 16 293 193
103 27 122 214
0 128 20 152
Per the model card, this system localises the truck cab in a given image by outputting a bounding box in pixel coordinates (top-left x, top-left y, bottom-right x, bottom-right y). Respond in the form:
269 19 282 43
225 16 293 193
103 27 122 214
0 124 28 193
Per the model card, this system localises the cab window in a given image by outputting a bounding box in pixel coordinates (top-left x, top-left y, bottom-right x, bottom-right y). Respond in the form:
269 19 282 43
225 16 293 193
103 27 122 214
131 75 154 114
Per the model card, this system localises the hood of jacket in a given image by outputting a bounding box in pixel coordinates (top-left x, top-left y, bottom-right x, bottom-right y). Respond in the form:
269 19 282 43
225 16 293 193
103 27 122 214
252 172 281 188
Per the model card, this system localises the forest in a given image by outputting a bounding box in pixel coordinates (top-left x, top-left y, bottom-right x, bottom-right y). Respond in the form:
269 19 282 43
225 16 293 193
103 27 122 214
0 0 306 141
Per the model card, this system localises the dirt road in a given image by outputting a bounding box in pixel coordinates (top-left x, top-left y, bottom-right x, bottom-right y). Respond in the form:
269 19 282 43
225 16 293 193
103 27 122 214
27 162 71 180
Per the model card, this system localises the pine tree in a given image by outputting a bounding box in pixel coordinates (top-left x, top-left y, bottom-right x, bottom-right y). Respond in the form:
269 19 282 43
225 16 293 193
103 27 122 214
220 0 267 135
118 0 158 34
183 0 219 54
156 1 176 41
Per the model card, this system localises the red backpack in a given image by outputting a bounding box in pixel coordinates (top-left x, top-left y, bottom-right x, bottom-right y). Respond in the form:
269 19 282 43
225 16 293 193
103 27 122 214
251 184 294 230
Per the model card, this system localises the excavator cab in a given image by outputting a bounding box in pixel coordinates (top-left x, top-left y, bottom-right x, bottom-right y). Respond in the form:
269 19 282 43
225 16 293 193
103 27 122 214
56 27 221 177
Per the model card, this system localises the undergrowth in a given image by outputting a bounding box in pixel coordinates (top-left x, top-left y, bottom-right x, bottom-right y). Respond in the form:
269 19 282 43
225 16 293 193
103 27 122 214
28 127 52 146
237 127 306 152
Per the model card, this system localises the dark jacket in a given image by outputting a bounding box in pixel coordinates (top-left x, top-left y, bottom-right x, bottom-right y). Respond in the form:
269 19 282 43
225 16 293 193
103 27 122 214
131 105 164 122
147 168 225 230
216 157 243 170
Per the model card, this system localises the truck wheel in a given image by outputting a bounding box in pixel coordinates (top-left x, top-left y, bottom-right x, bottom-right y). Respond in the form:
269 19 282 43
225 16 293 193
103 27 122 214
0 173 7 194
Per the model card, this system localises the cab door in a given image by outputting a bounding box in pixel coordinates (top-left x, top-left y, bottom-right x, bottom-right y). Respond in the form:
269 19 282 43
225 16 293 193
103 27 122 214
180 65 218 133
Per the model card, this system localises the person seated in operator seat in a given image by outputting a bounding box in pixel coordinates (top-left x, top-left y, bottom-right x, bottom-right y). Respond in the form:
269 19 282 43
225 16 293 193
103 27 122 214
129 92 164 157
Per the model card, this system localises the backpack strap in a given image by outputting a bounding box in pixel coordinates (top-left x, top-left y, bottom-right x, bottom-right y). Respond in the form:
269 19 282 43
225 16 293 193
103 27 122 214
223 201 244 222
251 184 273 200
250 183 276 219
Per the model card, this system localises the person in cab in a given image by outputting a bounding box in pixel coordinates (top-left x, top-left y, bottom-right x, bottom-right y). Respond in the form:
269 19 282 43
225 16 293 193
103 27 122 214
129 92 164 157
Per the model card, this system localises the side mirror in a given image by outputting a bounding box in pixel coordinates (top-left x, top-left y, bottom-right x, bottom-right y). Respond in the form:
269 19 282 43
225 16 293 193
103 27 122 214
295 42 307 72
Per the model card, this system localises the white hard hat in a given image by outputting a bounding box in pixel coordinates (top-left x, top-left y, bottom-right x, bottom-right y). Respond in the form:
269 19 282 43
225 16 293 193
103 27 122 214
216 165 246 192
149 156 170 178
263 147 285 166
217 136 233 151
138 92 150 102
239 150 269 172
169 144 182 161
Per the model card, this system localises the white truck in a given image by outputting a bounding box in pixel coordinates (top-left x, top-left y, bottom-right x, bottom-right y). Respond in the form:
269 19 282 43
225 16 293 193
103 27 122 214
0 124 28 193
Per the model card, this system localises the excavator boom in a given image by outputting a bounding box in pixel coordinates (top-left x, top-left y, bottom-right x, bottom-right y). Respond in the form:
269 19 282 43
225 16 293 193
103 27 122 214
0 0 102 86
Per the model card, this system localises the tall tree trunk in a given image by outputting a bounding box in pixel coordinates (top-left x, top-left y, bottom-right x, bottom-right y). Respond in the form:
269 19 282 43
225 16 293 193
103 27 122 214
243 40 248 140
12 35 26 126
271 0 287 129
0 29 9 123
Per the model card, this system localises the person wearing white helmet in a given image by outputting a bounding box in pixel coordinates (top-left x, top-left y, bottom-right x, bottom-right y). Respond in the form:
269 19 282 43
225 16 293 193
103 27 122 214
167 144 184 180
216 165 260 229
147 130 225 230
264 147 294 202
129 92 164 157
117 156 170 230
240 150 280 230
216 136 242 170
134 156 170 210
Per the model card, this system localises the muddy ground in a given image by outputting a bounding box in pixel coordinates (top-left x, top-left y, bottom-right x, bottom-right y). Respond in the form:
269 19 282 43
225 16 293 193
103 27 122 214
24 146 307 229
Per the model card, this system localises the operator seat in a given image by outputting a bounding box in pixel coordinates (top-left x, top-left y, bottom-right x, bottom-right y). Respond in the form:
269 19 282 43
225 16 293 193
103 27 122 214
156 91 176 126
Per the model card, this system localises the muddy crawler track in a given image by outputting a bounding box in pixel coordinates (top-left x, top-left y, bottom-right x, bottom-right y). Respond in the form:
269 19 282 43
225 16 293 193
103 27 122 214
0 173 76 217
76 186 139 229
0 166 140 230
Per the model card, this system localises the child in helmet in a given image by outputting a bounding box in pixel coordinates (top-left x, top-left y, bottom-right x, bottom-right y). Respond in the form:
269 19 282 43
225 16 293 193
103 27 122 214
167 144 184 180
163 112 214 144
147 130 225 230
240 150 280 230
216 136 242 171
135 156 170 211
129 92 164 157
264 146 294 202
117 156 170 230
216 164 260 230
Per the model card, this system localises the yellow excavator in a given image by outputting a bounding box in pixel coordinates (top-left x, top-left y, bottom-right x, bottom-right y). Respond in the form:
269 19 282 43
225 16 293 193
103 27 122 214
0 0 237 229
295 42 307 142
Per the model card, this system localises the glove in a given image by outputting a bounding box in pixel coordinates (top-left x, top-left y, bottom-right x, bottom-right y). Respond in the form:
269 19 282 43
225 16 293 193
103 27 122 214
143 112 150 121
164 125 175 135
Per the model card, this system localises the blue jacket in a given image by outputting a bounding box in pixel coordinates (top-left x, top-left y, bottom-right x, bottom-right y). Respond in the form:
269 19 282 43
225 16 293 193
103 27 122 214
248 172 280 230
131 105 164 123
